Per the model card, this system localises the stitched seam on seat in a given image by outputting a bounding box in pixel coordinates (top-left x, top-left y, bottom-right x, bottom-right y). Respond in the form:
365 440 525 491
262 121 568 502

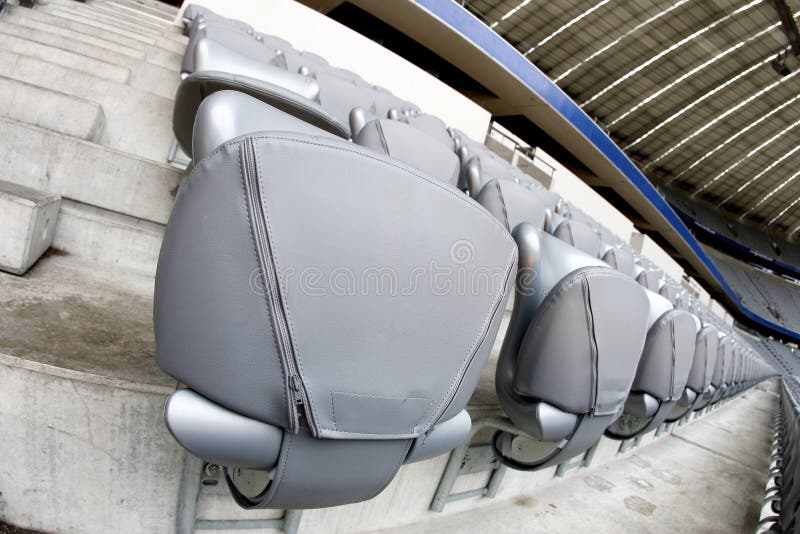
216 133 516 435
426 252 515 430
251 138 317 429
186 72 348 136
375 120 391 157
330 391 432 434
583 276 600 414
235 140 290 425
237 134 515 240
493 180 511 232
515 267 636 413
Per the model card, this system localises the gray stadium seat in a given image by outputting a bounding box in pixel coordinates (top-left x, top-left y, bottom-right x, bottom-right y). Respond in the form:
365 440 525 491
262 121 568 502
605 291 697 439
478 186 650 470
708 333 734 405
191 91 340 162
353 117 460 186
666 322 718 421
154 102 517 508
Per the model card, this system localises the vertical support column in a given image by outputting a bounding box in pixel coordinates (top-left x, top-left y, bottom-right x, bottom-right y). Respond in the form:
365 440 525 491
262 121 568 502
177 454 203 534
555 440 599 477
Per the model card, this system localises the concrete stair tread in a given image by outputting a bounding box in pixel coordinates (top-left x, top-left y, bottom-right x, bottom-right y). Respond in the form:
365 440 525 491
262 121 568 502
42 0 169 38
0 49 176 163
0 20 183 100
68 0 175 31
6 5 165 53
46 8 159 44
0 115 181 224
3 6 184 72
100 0 179 18
103 0 177 24
0 252 175 393
55 199 163 276
41 0 189 49
1 17 144 68
0 75 105 141
0 30 131 84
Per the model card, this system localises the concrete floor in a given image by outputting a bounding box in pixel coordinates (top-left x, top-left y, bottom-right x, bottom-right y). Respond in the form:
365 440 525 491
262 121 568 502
375 382 777 534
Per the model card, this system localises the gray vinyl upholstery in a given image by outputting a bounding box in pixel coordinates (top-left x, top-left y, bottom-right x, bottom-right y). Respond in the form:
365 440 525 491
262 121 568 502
155 107 516 507
404 114 454 149
607 291 697 438
479 186 650 470
167 4 777 505
475 178 549 232
191 91 340 162
552 219 600 258
710 335 733 402
354 118 460 186
183 21 275 76
636 268 663 292
685 325 719 396
602 245 636 277
173 71 347 156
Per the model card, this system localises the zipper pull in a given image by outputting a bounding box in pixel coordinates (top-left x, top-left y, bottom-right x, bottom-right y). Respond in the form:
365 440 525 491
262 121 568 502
291 375 303 401
289 375 307 433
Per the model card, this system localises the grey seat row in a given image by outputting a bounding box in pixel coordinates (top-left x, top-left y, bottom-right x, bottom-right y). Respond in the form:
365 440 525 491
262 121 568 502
153 5 776 510
174 4 420 152
759 379 800 533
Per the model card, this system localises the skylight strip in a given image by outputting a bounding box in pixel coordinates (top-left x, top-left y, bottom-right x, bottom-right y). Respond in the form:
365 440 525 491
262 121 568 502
609 23 780 128
741 168 800 219
553 0 691 84
693 116 800 195
579 0 763 108
717 144 800 206
523 0 611 56
769 195 800 226
489 0 533 29
666 93 800 183
644 70 800 169
624 54 777 150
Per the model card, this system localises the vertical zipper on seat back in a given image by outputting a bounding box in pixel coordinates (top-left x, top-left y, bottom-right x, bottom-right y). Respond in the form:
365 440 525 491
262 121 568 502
241 138 316 436
582 276 598 415
670 319 677 400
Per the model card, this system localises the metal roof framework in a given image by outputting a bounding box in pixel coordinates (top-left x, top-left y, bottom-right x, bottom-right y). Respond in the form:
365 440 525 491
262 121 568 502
464 0 800 237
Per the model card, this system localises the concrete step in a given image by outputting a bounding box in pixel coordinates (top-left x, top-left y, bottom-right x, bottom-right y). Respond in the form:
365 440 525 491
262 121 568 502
102 0 176 25
0 31 131 84
45 0 187 50
54 199 163 276
41 0 189 51
69 0 175 31
0 19 180 99
86 2 174 31
106 0 180 18
143 45 182 72
46 8 159 44
3 6 183 71
6 5 154 52
0 49 175 163
128 60 179 100
0 116 181 224
42 0 167 39
0 76 105 141
0 18 140 69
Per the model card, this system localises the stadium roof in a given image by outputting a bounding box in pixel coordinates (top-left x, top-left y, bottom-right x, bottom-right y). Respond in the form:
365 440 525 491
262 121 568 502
463 0 800 239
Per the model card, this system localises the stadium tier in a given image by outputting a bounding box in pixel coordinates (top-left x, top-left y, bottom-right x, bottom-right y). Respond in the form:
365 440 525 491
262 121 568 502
0 1 797 533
